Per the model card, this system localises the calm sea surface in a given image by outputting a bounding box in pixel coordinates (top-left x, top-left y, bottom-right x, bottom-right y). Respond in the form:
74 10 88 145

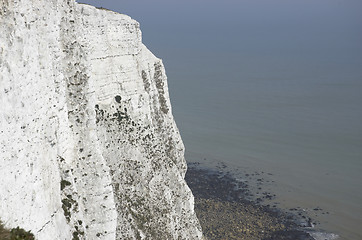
175 75 362 240
80 0 362 239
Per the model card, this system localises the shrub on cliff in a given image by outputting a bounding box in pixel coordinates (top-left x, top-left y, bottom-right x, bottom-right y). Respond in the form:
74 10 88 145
0 222 34 240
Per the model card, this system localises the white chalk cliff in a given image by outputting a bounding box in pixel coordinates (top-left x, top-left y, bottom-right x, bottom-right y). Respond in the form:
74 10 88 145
0 0 203 239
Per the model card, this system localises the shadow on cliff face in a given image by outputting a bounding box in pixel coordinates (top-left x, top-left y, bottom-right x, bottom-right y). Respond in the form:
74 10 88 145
185 164 314 240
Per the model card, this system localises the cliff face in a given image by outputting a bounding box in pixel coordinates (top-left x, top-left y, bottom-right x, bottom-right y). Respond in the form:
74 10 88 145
0 1 203 239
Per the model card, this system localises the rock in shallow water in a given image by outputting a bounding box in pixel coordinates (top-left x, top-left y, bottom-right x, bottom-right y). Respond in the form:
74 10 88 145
0 1 203 239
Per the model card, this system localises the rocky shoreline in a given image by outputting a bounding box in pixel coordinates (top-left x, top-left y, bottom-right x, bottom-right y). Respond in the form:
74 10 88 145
185 164 315 240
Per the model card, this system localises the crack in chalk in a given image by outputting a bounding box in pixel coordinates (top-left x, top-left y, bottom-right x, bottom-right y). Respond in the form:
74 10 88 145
91 54 122 60
90 49 141 61
37 210 58 233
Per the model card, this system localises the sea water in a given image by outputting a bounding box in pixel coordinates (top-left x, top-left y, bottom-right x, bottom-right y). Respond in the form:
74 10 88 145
173 75 362 240
160 3 361 240
78 0 362 239
166 53 362 239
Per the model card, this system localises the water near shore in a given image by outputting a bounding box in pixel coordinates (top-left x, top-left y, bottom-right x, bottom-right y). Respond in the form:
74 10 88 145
173 75 362 240
163 3 362 239
185 165 316 240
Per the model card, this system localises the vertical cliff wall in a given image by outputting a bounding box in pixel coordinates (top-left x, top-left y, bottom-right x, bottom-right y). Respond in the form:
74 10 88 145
0 1 203 239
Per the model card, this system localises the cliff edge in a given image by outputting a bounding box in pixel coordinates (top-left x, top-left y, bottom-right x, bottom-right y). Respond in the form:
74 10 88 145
0 1 203 239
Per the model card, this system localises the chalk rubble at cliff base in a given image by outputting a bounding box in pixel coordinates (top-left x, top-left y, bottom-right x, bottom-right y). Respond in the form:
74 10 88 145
0 1 203 239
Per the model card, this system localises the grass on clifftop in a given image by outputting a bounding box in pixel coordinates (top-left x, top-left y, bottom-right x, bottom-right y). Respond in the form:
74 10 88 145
0 221 34 240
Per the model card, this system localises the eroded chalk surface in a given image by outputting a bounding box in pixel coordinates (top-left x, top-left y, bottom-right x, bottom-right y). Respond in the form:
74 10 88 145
0 1 202 239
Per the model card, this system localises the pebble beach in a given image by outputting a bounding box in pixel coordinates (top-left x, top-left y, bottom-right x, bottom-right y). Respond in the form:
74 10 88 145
185 164 316 240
